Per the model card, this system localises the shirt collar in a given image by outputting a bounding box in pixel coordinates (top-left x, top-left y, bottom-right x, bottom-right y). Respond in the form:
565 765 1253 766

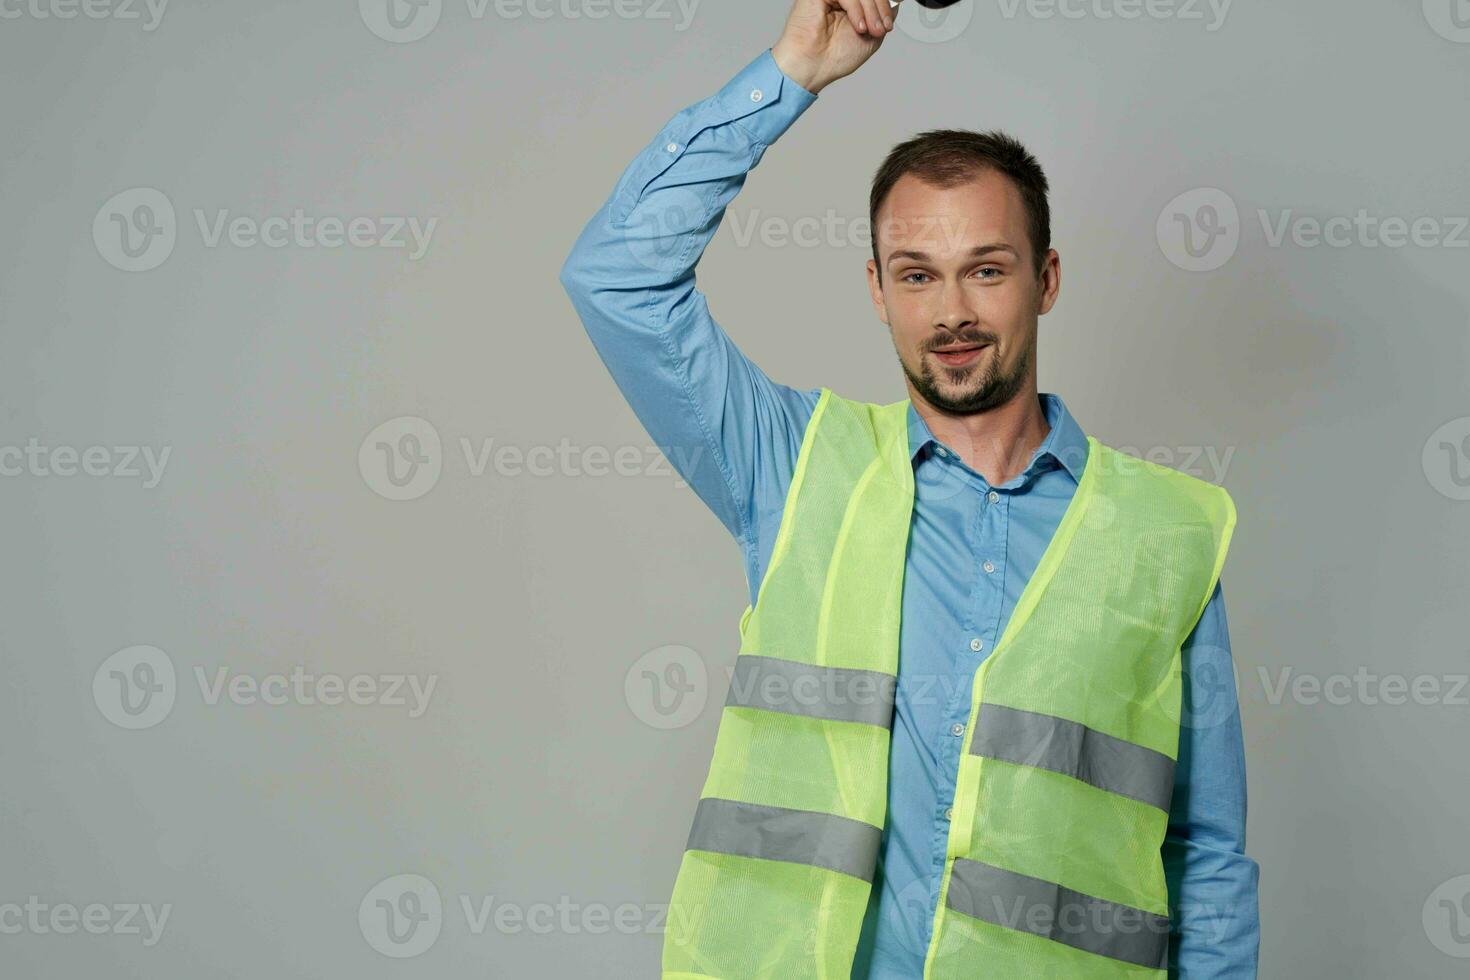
905 392 1089 483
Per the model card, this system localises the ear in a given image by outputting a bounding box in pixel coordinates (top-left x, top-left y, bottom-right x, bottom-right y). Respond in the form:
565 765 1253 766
1037 248 1061 316
866 259 890 326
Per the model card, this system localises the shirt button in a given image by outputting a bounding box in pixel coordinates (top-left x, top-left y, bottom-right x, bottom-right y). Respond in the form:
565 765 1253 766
982 560 995 574
950 723 965 737
750 88 763 102
970 637 984 653
935 446 949 458
666 142 679 153
944 807 954 821
987 490 1000 503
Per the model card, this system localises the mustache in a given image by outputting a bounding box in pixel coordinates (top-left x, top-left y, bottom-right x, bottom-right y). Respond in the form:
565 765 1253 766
924 332 998 352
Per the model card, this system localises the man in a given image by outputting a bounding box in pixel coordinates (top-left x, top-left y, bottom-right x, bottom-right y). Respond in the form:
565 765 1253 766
559 0 1259 975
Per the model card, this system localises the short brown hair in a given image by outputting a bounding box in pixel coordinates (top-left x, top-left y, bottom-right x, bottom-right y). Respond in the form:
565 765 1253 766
869 129 1051 282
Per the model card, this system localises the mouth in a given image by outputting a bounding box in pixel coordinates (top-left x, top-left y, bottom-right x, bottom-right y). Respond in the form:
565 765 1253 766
929 342 990 368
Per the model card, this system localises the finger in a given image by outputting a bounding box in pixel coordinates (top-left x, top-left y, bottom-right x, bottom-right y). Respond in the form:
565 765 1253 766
856 0 885 34
876 0 897 32
834 0 870 35
868 0 894 34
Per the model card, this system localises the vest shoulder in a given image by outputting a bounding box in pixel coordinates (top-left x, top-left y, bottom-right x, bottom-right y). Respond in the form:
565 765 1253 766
821 388 908 413
817 388 911 436
1090 439 1236 528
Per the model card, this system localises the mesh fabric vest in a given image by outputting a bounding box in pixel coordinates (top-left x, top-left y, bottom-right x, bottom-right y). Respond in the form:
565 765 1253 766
662 388 1236 979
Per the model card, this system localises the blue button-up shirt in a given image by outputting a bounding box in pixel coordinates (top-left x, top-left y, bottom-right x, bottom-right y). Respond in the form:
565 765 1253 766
560 47 1260 978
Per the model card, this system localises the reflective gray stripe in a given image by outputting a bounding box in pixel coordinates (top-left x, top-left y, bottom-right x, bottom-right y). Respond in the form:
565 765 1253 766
724 655 896 729
946 858 1170 970
685 797 882 882
968 703 1176 812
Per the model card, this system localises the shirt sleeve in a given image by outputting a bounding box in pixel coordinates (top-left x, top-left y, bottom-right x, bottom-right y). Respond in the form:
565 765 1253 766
1164 580 1262 978
558 48 822 566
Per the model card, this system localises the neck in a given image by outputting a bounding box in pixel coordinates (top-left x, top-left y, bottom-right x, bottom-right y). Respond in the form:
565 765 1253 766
908 381 1051 488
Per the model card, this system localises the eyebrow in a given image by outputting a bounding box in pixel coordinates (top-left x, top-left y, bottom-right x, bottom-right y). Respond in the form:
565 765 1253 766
886 243 1019 267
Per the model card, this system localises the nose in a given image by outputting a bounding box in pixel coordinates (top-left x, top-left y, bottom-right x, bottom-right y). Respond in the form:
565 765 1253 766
933 278 980 334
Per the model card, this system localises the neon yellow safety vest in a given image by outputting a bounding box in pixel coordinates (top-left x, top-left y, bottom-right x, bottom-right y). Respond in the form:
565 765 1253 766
662 388 1236 979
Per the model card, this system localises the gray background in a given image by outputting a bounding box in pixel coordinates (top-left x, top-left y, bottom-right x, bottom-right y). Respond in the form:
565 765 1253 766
2 0 1468 976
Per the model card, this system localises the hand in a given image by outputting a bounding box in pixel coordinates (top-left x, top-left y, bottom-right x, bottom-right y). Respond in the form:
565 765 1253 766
772 0 902 96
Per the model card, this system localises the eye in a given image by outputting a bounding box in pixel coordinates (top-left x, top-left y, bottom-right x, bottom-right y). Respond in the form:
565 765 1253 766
973 266 1001 279
901 272 932 285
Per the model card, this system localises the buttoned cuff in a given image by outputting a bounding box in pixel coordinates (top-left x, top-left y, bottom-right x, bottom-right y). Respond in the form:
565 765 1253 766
721 47 819 146
612 48 820 225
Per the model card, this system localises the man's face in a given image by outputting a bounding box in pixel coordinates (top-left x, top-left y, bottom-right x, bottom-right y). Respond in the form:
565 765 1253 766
867 169 1059 415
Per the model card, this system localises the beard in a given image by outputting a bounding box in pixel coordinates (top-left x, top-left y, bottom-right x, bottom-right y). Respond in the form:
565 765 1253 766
900 328 1034 415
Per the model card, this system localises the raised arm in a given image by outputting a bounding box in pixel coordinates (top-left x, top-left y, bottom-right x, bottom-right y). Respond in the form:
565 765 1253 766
557 1 901 563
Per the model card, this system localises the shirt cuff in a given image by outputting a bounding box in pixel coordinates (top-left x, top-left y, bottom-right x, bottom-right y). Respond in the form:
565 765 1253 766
611 48 819 226
716 47 819 147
